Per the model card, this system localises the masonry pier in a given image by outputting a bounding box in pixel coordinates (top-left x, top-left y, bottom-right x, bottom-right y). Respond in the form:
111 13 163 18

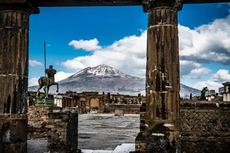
145 0 182 152
0 3 39 153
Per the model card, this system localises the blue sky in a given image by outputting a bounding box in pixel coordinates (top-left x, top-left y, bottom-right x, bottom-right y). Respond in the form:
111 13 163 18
29 3 230 92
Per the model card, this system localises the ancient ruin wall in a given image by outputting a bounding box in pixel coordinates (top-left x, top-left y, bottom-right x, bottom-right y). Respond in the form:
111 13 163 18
0 114 27 153
27 106 51 139
27 106 78 152
47 110 78 153
180 101 230 153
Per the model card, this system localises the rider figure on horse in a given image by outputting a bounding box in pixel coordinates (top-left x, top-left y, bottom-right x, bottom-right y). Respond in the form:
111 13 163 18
46 65 56 83
36 65 59 98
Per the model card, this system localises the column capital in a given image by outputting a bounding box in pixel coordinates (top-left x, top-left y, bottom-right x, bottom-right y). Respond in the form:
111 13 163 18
142 0 183 13
0 0 39 14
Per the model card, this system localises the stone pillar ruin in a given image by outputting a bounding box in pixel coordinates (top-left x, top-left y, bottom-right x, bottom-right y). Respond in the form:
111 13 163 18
0 3 39 153
144 0 183 152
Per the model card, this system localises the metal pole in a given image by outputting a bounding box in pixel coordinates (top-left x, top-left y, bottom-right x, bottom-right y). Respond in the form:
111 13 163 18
44 41 46 77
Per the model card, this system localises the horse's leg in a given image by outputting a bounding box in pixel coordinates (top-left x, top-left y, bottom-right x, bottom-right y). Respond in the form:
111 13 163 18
47 86 50 98
54 82 59 93
36 85 42 98
43 85 47 98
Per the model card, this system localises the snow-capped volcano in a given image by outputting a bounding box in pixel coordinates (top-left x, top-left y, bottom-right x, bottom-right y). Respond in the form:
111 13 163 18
71 64 126 77
28 64 201 97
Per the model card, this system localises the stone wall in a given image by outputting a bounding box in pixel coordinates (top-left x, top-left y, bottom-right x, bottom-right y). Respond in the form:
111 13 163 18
109 104 141 114
47 109 78 153
27 106 51 139
180 101 230 153
0 114 27 153
135 102 146 153
27 106 78 152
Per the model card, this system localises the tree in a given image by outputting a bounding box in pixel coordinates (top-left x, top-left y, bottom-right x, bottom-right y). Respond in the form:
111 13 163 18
190 93 192 99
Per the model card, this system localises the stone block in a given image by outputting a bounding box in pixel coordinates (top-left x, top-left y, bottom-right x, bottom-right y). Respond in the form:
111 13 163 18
115 109 124 116
0 114 27 153
0 141 27 153
0 114 27 143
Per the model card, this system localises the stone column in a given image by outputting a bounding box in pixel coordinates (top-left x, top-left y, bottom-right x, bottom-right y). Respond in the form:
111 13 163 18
144 0 183 152
0 4 39 114
0 3 39 153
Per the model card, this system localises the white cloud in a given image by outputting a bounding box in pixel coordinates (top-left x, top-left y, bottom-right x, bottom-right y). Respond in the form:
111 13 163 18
62 13 230 81
194 80 221 92
55 71 74 82
190 67 211 79
28 77 39 86
28 71 74 87
62 31 147 78
211 69 230 83
180 60 201 78
29 60 43 67
69 38 102 51
193 69 230 92
179 15 230 65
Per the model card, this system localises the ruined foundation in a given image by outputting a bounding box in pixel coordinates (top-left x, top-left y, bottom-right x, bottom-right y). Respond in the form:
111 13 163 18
27 106 79 153
0 114 27 153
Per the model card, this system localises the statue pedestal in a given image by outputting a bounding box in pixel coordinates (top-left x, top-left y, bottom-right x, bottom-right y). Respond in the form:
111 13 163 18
35 98 53 107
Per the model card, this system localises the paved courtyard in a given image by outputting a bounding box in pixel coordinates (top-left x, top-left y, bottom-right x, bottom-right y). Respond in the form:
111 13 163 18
27 114 140 152
78 114 140 150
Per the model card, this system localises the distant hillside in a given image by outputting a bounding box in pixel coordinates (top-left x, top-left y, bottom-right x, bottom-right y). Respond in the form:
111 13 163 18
29 64 200 98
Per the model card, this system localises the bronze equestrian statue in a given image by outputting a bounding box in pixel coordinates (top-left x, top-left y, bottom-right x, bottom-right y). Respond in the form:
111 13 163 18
36 65 59 98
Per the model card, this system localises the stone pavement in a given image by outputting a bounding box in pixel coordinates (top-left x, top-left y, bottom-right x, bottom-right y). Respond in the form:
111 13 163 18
81 143 135 153
78 114 140 150
27 114 139 152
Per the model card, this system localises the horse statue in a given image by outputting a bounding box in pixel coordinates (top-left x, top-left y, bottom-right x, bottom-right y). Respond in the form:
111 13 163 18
36 65 59 98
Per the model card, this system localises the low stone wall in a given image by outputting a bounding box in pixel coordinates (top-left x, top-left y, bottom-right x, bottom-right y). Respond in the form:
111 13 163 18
47 110 78 153
180 101 230 153
109 104 141 114
27 106 79 153
0 114 27 153
27 106 51 139
135 102 146 153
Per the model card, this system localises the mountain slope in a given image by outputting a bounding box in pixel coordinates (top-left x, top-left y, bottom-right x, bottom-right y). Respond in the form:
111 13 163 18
29 64 200 97
29 64 145 95
180 83 200 98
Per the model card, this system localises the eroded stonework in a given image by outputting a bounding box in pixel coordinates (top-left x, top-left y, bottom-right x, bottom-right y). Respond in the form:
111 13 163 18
180 101 230 153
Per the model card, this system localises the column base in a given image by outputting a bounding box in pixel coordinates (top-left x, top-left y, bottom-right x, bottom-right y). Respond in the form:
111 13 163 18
135 132 146 153
0 114 27 153
146 124 180 153
0 142 27 153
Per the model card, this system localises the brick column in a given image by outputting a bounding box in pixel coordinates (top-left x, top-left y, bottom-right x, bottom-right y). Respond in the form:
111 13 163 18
0 3 39 153
144 0 183 152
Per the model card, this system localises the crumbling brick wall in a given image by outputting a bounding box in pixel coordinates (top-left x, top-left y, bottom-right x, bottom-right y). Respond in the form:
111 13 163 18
27 106 78 152
47 110 78 153
180 101 230 153
27 106 51 139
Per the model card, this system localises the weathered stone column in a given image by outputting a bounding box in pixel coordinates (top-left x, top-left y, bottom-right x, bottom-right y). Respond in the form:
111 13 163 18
0 3 39 153
0 4 39 114
144 0 183 152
